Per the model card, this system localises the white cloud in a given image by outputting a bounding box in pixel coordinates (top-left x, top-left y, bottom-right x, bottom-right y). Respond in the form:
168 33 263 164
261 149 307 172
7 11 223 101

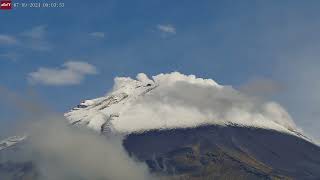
156 24 176 35
0 35 18 45
28 61 97 86
89 32 105 38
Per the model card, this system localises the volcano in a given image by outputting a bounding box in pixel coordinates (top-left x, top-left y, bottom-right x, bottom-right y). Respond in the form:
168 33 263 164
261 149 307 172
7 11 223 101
1 72 320 179
63 72 320 179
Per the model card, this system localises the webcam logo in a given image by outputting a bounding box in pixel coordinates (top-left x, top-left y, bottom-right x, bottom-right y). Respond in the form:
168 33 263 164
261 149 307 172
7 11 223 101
0 0 12 10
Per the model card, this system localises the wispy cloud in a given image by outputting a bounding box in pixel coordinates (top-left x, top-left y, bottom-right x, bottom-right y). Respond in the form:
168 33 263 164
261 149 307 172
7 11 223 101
89 32 105 38
28 61 98 86
239 77 283 98
156 24 176 35
22 25 47 39
0 35 19 45
0 25 51 53
21 25 51 51
0 52 20 62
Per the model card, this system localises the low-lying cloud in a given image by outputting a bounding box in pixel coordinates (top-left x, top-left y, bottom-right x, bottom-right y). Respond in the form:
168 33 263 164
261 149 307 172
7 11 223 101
0 89 154 180
28 61 97 86
27 116 152 180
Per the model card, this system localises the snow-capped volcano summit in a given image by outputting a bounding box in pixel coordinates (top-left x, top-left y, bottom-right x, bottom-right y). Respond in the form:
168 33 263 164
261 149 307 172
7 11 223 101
64 72 307 140
65 73 159 132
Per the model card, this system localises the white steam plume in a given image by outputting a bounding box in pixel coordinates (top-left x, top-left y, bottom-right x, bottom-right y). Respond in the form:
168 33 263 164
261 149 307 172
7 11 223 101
105 72 299 135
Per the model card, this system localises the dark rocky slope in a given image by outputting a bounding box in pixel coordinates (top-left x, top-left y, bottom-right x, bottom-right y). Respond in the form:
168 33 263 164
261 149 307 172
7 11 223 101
123 125 320 180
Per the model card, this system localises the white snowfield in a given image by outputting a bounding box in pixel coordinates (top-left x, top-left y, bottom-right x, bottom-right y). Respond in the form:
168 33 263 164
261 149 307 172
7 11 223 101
0 136 26 151
64 72 310 141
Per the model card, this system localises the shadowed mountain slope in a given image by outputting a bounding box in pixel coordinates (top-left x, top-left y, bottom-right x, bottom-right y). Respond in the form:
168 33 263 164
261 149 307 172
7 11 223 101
123 125 320 179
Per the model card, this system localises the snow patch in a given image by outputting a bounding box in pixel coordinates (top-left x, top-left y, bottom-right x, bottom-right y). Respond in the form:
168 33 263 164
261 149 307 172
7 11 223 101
0 136 26 151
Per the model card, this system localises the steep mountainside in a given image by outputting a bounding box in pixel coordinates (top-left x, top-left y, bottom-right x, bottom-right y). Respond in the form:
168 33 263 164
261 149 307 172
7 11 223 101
124 125 320 179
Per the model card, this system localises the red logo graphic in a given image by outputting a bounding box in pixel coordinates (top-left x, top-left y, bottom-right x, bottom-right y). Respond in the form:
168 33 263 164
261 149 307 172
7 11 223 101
0 0 12 10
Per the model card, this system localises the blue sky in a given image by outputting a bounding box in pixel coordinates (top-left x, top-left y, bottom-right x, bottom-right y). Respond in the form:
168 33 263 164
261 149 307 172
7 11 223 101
1 0 320 139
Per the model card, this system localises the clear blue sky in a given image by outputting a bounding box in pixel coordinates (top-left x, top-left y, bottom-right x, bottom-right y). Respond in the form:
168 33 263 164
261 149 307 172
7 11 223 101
1 0 320 139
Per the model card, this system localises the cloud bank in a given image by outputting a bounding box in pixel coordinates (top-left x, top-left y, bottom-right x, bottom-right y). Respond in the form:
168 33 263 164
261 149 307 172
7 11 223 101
28 61 97 86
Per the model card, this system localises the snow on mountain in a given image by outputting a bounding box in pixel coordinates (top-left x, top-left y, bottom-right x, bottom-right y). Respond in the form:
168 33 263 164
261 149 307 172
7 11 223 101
0 136 26 151
64 72 308 140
